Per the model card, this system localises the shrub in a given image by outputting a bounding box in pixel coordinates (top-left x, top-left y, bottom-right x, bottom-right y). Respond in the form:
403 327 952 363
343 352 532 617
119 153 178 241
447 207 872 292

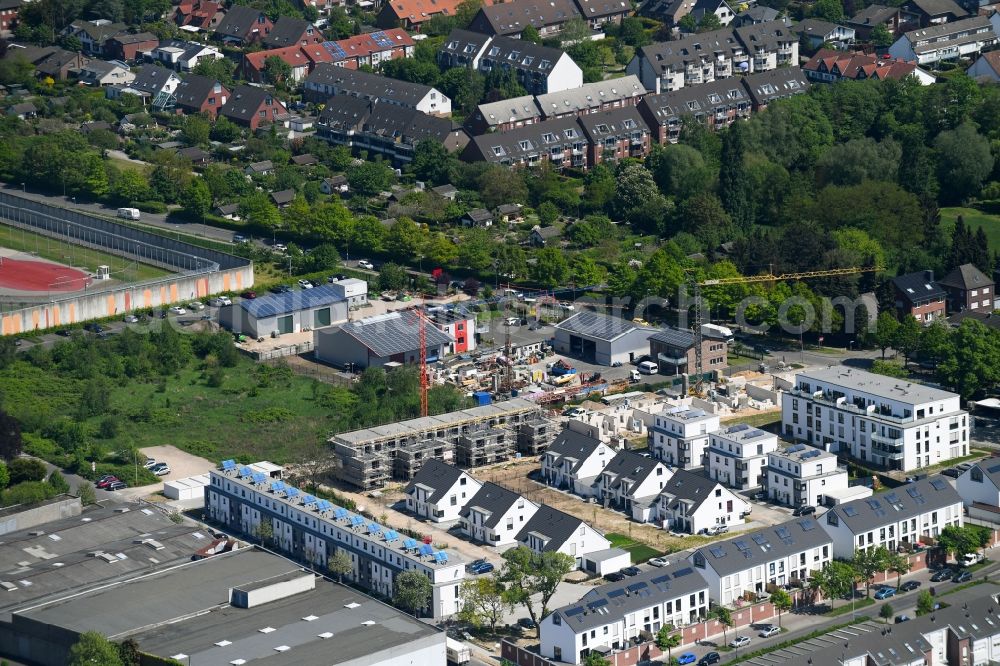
135 201 168 214
9 458 46 484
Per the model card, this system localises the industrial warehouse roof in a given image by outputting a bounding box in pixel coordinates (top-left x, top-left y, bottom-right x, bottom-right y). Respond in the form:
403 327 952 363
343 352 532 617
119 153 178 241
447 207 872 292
556 311 641 342
336 311 454 358
649 326 696 349
691 518 832 576
552 560 708 632
824 476 961 534
239 284 346 319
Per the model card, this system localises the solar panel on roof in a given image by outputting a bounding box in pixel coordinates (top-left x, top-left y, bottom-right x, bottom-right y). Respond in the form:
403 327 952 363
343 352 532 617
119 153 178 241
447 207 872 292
270 480 285 492
367 523 381 534
730 424 749 432
650 574 670 585
588 598 608 609
906 487 921 498
222 459 236 470
351 515 365 526
239 466 253 477
251 472 266 484
930 478 948 491
866 499 881 510
709 546 726 558
286 487 300 498
798 519 816 531
240 284 348 320
786 444 804 453
302 494 317 505
565 606 584 617
435 551 449 563
419 543 434 556
751 534 769 546
843 506 858 517
403 538 418 549
734 539 750 551
988 463 1000 474
627 582 648 592
802 450 821 459
608 588 627 598
673 567 694 577
384 530 399 541
775 526 792 541
323 40 347 59
371 30 395 48
335 507 348 519
885 492 900 504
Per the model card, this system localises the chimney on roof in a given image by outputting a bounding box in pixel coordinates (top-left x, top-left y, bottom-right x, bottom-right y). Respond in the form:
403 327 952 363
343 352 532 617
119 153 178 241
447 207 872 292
925 270 934 282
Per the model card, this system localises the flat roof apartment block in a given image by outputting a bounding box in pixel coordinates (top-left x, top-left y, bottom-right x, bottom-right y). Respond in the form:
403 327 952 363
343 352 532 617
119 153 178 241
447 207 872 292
765 443 848 508
649 406 721 469
782 366 969 472
707 423 779 490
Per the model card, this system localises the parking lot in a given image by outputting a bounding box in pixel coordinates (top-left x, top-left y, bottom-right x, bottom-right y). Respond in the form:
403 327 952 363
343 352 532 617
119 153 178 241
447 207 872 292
114 445 215 499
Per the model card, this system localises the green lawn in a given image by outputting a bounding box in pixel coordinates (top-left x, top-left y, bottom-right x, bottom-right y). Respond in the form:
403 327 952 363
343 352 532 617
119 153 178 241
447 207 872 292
606 532 664 563
0 223 170 282
823 596 875 617
941 207 1000 252
723 412 781 428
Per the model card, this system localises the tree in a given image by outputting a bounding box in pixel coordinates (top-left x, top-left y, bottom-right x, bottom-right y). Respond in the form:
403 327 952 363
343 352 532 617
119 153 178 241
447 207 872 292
521 24 541 42
853 546 891 598
182 114 210 146
77 481 96 505
110 169 149 205
458 228 494 271
378 263 409 291
872 312 899 359
655 627 682 661
118 637 141 666
719 122 754 231
438 67 485 116
571 255 606 287
770 588 792 628
478 166 527 209
327 549 353 582
348 160 394 197
887 551 912 590
935 123 994 204
916 589 935 616
716 606 733 645
263 55 292 88
182 178 212 221
532 247 570 288
385 217 425 260
0 461 8 490
537 201 559 225
193 54 236 86
584 652 611 666
810 560 856 606
410 139 455 186
893 315 922 367
698 11 722 31
871 24 894 47
880 602 894 624
68 632 123 666
936 320 1000 398
210 115 242 143
9 457 46 484
393 570 433 616
459 575 512 632
48 470 69 494
253 518 273 545
938 524 981 562
812 0 844 21
495 244 528 280
500 546 575 627
559 16 592 43
678 13 698 32
238 191 281 229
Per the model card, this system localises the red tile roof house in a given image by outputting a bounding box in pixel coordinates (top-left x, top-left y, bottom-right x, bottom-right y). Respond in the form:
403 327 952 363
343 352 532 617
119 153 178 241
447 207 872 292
241 44 339 84
328 29 415 70
172 0 225 30
104 32 159 62
174 74 230 118
803 48 933 84
378 0 496 30
219 84 289 130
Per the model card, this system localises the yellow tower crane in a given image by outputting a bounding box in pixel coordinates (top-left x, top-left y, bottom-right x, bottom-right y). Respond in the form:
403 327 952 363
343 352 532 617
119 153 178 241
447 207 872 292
692 266 882 393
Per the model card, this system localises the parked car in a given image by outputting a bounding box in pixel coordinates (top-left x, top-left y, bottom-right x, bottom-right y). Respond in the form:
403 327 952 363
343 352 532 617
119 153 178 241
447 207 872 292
931 569 954 582
895 615 911 624
504 317 520 326
792 505 816 517
678 653 697 665
143 459 157 469
240 290 257 300
357 260 374 270
604 572 626 582
84 323 104 333
96 476 119 489
151 463 170 476
272 285 292 294
298 279 314 289
273 243 287 252
517 618 536 629
874 587 896 600
188 301 205 311
648 557 670 567
961 552 983 567
123 314 139 324
233 233 246 243
753 344 770 355
106 481 127 491
168 306 186 315
953 570 973 583
730 636 751 648
941 468 961 478
900 580 921 592
562 407 586 417
699 653 721 666
210 296 233 307
467 560 494 575
621 566 642 577
759 625 780 638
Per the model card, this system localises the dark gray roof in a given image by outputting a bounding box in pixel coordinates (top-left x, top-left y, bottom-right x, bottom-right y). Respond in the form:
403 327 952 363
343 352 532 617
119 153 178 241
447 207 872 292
533 225 561 240
639 77 750 126
465 208 493 222
892 270 945 304
306 64 437 107
575 0 630 19
404 459 466 503
67 20 127 42
600 449 666 492
938 263 993 291
948 310 1000 330
826 476 962 534
480 36 571 76
556 311 638 342
246 160 273 172
290 153 318 165
109 31 157 45
475 0 581 34
552 560 708 632
176 146 210 161
516 503 587 551
460 481 524 528
239 284 346 319
546 429 607 474
658 468 723 514
692 517 832 576
214 5 268 39
903 0 967 18
901 14 990 41
535 76 646 118
742 66 809 106
465 115 582 164
319 96 464 150
175 74 226 108
220 84 282 122
262 16 316 48
848 4 898 25
337 310 454 358
128 66 180 94
735 6 780 24
576 106 647 143
967 460 1000 489
734 20 798 52
637 28 745 72
271 189 295 205
439 28 492 60
793 18 843 39
649 326 695 349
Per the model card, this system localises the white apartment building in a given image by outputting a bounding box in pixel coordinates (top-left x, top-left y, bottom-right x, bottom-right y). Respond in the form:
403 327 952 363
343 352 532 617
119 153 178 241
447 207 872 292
706 423 779 490
889 14 1000 66
782 366 969 473
597 449 673 521
541 429 617 497
765 444 848 508
652 468 750 534
821 476 963 559
459 481 539 548
540 561 710 664
403 459 482 523
207 462 466 620
648 406 720 469
691 519 833 605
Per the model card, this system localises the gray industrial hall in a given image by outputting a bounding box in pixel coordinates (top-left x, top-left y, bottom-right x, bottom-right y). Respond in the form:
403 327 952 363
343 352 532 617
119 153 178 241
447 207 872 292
219 284 351 338
314 310 454 370
552 311 657 366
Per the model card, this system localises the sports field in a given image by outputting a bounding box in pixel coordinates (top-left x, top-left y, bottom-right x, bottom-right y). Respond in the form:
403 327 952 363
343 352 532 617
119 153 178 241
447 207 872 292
0 223 170 282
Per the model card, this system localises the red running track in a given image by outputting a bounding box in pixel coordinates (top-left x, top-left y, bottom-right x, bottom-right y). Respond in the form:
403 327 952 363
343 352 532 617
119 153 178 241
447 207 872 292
0 257 91 292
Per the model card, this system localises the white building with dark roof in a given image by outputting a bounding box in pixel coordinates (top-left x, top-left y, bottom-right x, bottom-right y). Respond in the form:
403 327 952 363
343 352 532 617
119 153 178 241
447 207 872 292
304 63 452 116
781 366 969 472
648 406 720 469
515 503 611 566
314 310 455 370
956 460 1000 523
596 449 673 521
888 14 1000 66
540 561 710 664
765 444 848 508
821 476 962 558
652 468 749 534
707 423 779 490
404 459 483 522
691 518 833 604
542 428 617 496
459 481 539 547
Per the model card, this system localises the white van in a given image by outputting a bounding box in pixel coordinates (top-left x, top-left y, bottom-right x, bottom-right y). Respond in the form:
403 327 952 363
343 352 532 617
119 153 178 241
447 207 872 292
638 360 659 375
117 207 141 220
961 552 984 567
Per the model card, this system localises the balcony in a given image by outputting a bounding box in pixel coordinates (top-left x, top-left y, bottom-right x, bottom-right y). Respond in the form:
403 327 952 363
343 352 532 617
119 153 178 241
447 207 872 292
871 432 903 446
872 445 904 460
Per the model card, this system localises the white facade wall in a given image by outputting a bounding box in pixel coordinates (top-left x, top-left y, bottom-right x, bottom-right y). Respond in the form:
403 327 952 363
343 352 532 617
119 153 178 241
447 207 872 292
693 543 831 605
649 410 720 468
463 498 539 547
415 89 452 116
407 474 482 523
956 466 1000 508
524 522 610 562
821 500 964 559
545 54 585 93
706 428 778 490
541 441 616 497
765 450 848 507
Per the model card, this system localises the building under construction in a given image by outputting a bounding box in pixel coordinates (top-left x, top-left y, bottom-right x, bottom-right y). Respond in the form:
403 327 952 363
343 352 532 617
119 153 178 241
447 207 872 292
330 398 551 490
517 415 557 455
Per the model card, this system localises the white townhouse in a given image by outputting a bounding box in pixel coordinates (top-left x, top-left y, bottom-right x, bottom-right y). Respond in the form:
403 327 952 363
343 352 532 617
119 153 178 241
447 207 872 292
459 481 539 548
652 468 750 534
706 423 779 490
765 444 849 508
207 461 466 620
542 429 617 497
596 450 673 521
782 366 970 473
403 459 482 523
515 503 611 568
956 461 1000 523
691 518 833 605
648 406 720 469
889 14 1000 67
540 561 710 664
821 476 963 559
